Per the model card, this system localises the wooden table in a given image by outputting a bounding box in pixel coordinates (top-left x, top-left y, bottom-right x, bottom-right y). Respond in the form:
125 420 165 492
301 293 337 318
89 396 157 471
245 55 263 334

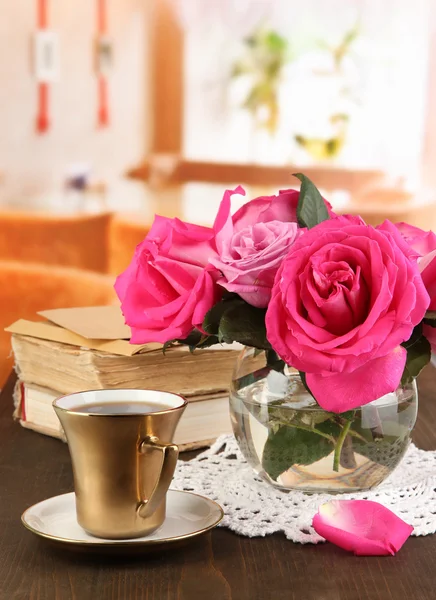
1 370 436 600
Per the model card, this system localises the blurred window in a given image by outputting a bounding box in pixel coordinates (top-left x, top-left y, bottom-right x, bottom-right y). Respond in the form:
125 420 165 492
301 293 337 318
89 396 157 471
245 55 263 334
175 0 431 182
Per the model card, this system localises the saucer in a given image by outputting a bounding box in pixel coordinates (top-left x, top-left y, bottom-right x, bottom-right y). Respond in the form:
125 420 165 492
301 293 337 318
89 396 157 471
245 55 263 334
22 490 223 552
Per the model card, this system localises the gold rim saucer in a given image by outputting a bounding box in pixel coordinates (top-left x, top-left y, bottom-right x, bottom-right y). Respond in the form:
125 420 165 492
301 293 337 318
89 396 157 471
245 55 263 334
21 490 224 553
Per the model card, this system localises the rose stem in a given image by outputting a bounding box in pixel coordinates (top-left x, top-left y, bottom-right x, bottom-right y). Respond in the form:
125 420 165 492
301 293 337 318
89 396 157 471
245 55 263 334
339 435 357 469
333 420 352 472
276 420 335 443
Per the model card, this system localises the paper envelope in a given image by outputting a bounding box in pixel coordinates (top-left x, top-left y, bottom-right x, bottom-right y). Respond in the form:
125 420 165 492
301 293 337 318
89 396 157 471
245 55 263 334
5 305 162 357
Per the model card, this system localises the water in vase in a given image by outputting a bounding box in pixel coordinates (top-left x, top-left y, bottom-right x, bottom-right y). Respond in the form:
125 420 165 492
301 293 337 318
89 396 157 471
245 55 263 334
230 367 417 493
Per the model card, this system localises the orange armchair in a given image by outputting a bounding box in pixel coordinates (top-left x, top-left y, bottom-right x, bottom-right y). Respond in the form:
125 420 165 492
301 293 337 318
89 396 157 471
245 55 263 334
108 215 150 275
0 260 117 387
0 211 110 272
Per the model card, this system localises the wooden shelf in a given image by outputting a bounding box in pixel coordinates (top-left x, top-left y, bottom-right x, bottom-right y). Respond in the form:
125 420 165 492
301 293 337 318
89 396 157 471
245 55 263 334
126 155 385 194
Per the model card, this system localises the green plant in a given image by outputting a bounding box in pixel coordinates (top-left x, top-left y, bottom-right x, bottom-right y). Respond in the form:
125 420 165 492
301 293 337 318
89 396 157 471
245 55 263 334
295 24 359 160
231 29 290 135
318 23 360 71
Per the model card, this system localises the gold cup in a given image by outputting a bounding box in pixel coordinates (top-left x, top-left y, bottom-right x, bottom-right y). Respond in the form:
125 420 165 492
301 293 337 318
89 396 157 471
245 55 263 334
53 389 187 539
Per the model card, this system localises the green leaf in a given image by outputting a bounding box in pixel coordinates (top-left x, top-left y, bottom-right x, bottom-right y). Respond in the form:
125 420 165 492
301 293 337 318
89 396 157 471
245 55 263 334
423 310 436 327
204 294 271 349
262 425 335 480
163 330 219 354
191 335 220 351
423 319 436 328
267 402 333 430
265 31 287 52
342 25 359 49
178 330 205 347
294 173 330 229
298 371 315 399
218 302 270 349
202 294 243 336
266 349 285 372
352 435 407 467
401 326 431 385
338 410 356 422
162 340 176 354
401 323 423 349
316 418 343 438
234 372 257 391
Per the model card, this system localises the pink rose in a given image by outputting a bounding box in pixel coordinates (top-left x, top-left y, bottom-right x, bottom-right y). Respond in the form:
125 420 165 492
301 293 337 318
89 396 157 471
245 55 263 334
419 253 436 353
210 187 303 308
265 216 429 412
115 216 221 344
395 222 436 257
395 222 436 352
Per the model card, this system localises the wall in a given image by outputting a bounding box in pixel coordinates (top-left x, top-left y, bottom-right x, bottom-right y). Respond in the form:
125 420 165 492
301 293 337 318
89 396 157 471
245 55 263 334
0 0 150 208
423 1 436 188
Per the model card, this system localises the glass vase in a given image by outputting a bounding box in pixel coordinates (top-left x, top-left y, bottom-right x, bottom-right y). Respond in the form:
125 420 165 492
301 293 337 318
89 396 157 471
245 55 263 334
229 347 418 493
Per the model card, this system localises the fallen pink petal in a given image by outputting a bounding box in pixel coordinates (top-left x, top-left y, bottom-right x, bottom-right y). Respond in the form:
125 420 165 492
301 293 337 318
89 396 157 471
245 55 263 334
312 500 413 556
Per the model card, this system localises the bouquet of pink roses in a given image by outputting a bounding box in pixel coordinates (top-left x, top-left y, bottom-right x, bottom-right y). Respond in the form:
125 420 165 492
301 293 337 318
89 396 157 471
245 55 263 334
116 174 435 415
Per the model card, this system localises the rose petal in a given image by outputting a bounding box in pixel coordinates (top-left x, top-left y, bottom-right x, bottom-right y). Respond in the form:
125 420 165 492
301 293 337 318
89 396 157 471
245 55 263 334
312 500 413 556
231 189 299 232
394 221 436 257
421 253 436 310
213 186 246 256
419 248 436 274
218 278 272 308
306 347 407 412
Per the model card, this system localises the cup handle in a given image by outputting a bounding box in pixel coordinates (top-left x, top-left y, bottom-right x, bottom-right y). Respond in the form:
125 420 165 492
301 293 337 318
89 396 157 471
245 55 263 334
137 435 179 518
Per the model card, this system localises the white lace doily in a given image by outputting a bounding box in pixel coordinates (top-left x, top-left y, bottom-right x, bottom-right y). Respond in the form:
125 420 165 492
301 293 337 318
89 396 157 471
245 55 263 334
172 435 436 544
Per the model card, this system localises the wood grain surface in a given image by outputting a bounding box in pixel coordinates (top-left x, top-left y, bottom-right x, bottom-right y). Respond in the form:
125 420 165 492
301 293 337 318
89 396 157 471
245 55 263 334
1 369 436 600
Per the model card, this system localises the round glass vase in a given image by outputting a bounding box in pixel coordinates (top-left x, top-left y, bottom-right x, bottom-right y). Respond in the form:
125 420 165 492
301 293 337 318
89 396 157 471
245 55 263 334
229 347 418 494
